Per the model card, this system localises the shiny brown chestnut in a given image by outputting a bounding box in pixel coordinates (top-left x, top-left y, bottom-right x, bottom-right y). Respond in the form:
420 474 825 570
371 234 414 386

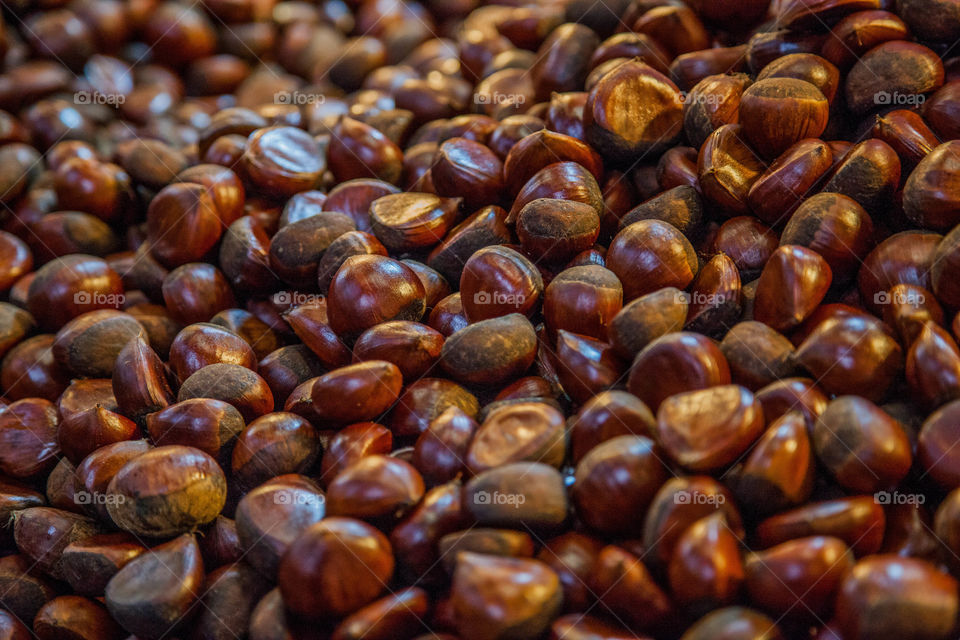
460 245 544 322
697 124 767 216
572 435 667 535
327 255 427 341
451 552 561 640
465 401 565 474
753 245 832 332
835 556 958 640
845 41 944 115
733 411 814 513
627 332 731 411
162 262 236 325
235 475 326 577
814 396 912 493
656 384 765 472
543 265 622 341
795 314 903 402
311 360 403 425
756 496 886 557
606 220 698 301
278 517 394 619
584 60 683 162
738 79 829 159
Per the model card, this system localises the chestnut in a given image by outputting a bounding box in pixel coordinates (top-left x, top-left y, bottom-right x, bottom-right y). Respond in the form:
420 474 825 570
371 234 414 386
177 363 274 421
753 245 832 331
465 401 565 474
58 405 139 466
111 335 176 423
33 595 122 639
0 398 60 479
668 511 744 612
464 462 568 530
105 534 204 639
326 454 425 522
390 377 480 438
450 552 562 640
745 536 854 619
235 475 326 578
845 41 945 115
460 245 544 322
739 79 829 159
327 255 427 340
607 220 698 301
60 532 147 597
517 199 601 265
756 496 886 556
413 407 477 484
903 141 960 231
733 411 814 513
683 73 752 148
697 124 767 216
26 254 123 331
747 139 834 225
681 607 783 640
243 126 326 196
584 60 683 162
353 321 444 381
311 360 403 425
657 384 765 471
278 517 394 619
835 556 958 640
232 412 320 490
821 138 900 214
440 314 537 387
0 554 56 622
588 544 674 633
627 332 731 411
573 435 667 535
814 396 912 493
145 398 244 460
106 445 227 537
795 314 903 402
332 588 430 640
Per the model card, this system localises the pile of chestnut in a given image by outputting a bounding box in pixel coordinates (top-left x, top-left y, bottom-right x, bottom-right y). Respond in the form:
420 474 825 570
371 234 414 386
0 0 959 638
